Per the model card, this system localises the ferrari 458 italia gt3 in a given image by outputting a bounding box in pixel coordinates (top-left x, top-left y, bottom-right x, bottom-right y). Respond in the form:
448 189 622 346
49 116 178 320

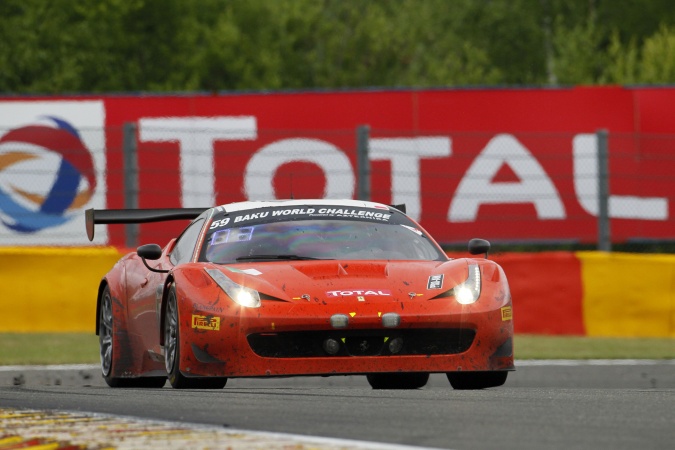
87 199 514 389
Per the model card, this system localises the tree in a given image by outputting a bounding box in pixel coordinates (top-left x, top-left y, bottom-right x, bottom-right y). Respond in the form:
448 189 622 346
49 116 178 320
640 25 675 83
1 0 674 93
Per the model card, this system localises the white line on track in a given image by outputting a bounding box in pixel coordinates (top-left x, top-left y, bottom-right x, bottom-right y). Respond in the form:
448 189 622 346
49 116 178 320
515 359 675 366
0 363 99 371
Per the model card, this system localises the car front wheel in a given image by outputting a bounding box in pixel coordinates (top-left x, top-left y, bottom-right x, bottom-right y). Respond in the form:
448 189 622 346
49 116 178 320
164 285 226 389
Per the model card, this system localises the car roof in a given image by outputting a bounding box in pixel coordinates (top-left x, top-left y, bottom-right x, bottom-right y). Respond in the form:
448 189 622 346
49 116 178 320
216 199 394 214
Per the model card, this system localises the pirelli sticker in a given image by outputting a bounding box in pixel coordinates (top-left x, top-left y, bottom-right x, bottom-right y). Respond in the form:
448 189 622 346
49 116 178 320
192 315 220 331
501 306 513 321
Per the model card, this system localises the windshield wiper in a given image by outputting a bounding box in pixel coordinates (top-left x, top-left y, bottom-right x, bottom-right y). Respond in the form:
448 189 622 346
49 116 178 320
235 254 330 261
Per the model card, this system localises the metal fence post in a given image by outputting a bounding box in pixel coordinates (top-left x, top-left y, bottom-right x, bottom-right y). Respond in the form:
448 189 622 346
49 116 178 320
122 122 139 248
597 129 611 252
356 125 371 201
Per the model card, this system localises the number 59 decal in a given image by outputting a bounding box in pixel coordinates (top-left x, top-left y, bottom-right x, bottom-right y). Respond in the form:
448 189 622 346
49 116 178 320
209 217 231 229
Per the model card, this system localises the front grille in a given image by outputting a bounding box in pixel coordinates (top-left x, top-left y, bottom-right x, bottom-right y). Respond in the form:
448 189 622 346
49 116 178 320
247 328 475 358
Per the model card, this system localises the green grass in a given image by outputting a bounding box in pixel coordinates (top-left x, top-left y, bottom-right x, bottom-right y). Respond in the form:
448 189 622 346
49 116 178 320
514 335 675 360
0 333 673 365
0 333 99 365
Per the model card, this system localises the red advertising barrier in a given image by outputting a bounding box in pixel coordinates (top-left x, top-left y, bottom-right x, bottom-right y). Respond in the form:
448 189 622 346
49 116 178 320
448 251 585 335
1 86 674 247
493 252 585 335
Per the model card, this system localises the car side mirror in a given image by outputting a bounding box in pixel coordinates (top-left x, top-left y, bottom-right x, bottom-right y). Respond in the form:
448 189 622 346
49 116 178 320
137 244 169 273
468 238 490 258
137 243 163 260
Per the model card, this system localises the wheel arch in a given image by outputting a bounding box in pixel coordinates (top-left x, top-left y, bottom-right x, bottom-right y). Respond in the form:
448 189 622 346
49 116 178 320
97 262 147 381
159 274 176 346
95 279 108 335
95 262 129 335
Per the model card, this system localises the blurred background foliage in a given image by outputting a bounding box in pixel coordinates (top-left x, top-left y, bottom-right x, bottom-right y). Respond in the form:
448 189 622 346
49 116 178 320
1 0 675 94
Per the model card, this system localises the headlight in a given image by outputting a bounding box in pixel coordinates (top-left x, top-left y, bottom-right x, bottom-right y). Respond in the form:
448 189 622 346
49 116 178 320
454 263 481 305
205 268 261 308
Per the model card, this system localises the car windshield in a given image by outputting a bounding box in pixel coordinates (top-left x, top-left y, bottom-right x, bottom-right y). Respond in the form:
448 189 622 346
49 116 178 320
201 213 446 264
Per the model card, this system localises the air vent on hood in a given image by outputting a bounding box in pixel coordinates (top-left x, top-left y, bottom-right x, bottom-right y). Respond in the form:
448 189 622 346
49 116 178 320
291 261 389 279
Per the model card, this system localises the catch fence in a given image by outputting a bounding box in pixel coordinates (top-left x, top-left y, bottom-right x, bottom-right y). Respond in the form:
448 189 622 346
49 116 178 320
1 120 673 251
107 124 675 251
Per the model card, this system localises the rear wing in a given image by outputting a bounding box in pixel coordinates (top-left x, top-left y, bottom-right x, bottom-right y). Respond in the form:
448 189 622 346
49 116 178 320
85 208 208 241
86 203 406 241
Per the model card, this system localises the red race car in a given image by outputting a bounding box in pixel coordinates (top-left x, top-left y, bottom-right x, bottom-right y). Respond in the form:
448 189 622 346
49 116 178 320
87 199 514 390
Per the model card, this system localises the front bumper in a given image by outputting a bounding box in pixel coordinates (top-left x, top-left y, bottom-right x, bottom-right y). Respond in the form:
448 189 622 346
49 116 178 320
178 295 514 378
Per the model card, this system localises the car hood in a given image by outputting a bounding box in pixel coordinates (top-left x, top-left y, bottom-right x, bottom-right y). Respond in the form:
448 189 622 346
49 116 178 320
205 259 471 304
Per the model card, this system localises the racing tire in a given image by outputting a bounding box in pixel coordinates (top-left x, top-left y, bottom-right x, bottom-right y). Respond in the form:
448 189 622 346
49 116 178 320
99 285 166 388
366 372 430 389
447 371 508 390
165 285 227 390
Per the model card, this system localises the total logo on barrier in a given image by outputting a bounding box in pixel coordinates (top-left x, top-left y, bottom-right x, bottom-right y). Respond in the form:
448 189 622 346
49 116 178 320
0 116 97 232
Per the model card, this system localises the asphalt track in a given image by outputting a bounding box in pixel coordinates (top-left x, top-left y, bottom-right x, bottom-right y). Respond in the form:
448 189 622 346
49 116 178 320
1 361 674 449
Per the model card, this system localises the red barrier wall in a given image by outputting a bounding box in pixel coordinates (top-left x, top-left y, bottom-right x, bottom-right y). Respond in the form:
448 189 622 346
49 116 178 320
492 252 585 335
449 252 585 335
100 87 675 246
1 86 674 247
